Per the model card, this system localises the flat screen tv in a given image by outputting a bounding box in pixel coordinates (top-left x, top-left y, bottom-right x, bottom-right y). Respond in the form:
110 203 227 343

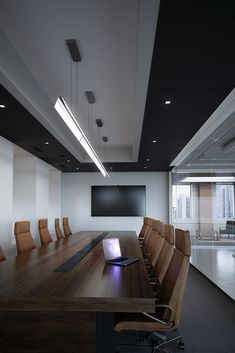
91 185 146 217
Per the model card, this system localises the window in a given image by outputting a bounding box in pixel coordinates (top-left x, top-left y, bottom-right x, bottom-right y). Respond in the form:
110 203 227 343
172 185 192 219
215 184 234 218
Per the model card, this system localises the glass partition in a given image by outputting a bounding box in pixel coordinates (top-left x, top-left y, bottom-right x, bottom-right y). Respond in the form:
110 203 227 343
170 169 235 300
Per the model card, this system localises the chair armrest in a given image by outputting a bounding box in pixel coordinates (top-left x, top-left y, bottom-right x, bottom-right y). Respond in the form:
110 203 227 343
142 303 174 326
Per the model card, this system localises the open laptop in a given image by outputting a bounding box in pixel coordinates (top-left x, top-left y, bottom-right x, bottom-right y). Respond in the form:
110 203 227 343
102 238 140 266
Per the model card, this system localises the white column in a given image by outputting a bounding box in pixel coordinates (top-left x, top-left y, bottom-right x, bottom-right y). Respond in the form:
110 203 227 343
48 169 61 238
0 137 13 252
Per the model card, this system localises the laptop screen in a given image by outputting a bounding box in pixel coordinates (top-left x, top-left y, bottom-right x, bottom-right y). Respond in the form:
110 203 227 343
102 238 121 261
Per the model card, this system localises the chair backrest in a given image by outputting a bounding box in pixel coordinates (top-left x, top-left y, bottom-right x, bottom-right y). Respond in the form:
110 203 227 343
0 246 6 262
139 217 150 238
38 219 53 246
55 218 64 240
63 217 72 237
154 220 164 236
153 224 174 283
14 221 37 255
145 220 165 267
142 218 153 246
158 228 191 328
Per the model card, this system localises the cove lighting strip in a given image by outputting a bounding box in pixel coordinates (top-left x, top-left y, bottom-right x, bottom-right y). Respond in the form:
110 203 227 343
54 97 108 177
181 176 235 183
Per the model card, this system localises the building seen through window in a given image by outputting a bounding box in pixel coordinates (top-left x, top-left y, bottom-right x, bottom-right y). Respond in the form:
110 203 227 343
215 184 234 219
172 185 192 219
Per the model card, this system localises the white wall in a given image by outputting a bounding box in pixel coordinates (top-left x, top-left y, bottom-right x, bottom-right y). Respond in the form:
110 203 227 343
61 172 169 234
13 156 62 244
13 156 37 238
0 137 13 251
0 144 62 257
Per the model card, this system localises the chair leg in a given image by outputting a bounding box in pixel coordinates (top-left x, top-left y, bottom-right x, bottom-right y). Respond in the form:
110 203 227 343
152 332 183 353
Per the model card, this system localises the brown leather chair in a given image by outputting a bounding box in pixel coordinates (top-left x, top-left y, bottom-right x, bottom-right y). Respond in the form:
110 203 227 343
55 218 64 240
38 219 53 246
114 228 191 353
151 224 174 284
14 221 37 255
139 217 151 239
143 220 165 270
0 246 6 262
63 217 72 237
141 218 156 250
139 217 153 247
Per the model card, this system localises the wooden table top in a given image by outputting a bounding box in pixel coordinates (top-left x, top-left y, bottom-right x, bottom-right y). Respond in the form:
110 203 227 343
0 231 155 313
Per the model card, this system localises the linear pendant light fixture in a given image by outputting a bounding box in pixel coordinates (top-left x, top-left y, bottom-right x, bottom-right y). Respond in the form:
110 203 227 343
54 97 108 177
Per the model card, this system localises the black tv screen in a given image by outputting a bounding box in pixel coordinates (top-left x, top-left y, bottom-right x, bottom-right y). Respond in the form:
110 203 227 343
91 185 146 217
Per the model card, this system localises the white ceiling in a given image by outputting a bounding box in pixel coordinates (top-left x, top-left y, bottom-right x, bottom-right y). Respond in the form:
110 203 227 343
0 0 159 163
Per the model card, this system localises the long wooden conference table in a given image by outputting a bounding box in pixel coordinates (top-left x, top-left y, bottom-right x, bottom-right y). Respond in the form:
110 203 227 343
0 231 155 353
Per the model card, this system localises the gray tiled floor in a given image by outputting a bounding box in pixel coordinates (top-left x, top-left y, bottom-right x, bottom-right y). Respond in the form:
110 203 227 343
191 244 235 300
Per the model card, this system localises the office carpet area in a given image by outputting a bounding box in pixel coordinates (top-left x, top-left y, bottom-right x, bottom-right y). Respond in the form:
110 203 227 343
97 265 235 353
179 265 235 353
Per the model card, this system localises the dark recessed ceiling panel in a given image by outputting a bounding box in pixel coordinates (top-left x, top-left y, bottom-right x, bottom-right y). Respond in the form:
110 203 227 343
200 61 235 88
138 0 235 170
151 61 208 90
187 89 231 110
146 90 193 111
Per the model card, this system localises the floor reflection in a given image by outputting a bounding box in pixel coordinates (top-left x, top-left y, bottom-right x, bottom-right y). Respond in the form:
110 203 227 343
191 244 235 300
